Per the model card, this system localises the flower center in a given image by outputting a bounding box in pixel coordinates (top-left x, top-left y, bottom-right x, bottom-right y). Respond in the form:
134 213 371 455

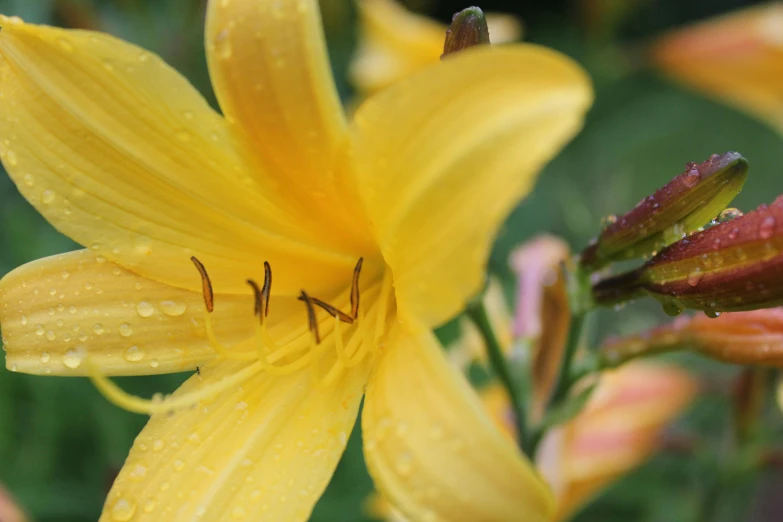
89 257 393 415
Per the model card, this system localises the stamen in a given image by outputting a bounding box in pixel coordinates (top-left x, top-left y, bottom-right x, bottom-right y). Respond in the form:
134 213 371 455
191 256 214 313
306 297 354 324
351 257 363 320
89 361 263 415
205 311 255 361
300 290 321 344
247 279 264 323
262 261 272 318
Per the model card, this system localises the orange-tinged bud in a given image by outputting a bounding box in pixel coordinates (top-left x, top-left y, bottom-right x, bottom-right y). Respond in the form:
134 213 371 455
510 235 571 420
536 363 697 521
651 4 783 134
602 309 783 367
0 485 27 522
581 152 748 270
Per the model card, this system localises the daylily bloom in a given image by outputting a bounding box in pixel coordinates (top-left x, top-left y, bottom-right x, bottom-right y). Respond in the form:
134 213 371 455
350 0 522 95
367 363 697 522
651 3 783 134
0 2 592 521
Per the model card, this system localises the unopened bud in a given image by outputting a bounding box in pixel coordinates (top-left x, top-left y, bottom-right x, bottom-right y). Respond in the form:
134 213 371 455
442 6 490 58
581 152 748 270
601 309 783 367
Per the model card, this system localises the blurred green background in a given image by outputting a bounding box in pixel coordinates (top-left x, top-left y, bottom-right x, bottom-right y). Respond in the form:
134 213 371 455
1 0 783 520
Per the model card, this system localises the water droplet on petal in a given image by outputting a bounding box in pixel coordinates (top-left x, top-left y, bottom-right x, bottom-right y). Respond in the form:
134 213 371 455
718 208 743 223
231 506 247 519
160 301 186 317
136 302 154 317
119 323 133 337
40 351 50 363
22 173 34 186
110 498 136 521
683 168 701 187
124 346 144 362
687 268 704 287
395 452 413 476
93 323 105 335
63 348 84 369
173 459 185 472
760 216 776 239
149 359 159 368
143 499 156 513
215 29 233 59
41 189 55 204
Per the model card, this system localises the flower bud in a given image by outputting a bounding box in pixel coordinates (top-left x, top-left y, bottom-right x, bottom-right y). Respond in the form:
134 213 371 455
581 152 748 270
601 309 783 367
632 197 783 315
442 7 490 58
509 235 571 420
536 363 697 521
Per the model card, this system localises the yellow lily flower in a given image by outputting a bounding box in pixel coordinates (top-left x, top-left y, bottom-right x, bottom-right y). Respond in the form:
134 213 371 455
651 3 783 134
350 0 522 95
0 1 591 520
368 363 697 522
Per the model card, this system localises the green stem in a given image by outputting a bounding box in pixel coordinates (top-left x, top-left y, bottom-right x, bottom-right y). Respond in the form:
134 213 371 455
547 313 587 407
466 301 530 454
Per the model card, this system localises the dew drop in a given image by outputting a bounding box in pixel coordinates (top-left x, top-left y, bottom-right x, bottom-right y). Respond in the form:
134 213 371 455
110 498 136 521
136 302 154 317
6 150 17 166
153 439 165 451
35 324 44 336
40 351 50 363
728 228 739 240
119 323 133 337
41 189 55 205
687 268 704 287
661 298 684 317
160 301 187 317
22 173 34 186
20 315 27 326
45 330 56 341
231 506 247 519
173 459 185 472
718 208 743 223
143 499 156 513
124 346 144 362
215 29 233 59
63 348 84 369
704 310 722 319
760 216 776 239
149 359 159 368
683 168 701 187
182 110 194 120
93 323 105 335
395 452 413 476
129 464 148 480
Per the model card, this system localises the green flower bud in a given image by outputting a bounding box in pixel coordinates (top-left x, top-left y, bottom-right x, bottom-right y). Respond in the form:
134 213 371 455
442 7 490 58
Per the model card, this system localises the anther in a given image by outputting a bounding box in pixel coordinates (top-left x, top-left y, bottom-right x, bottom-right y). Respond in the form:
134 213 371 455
262 261 271 318
191 256 214 313
300 290 321 344
247 280 264 323
297 258 364 323
351 257 363 320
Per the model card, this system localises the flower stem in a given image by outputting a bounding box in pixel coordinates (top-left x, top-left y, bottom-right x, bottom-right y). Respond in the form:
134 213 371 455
465 301 530 454
547 312 587 407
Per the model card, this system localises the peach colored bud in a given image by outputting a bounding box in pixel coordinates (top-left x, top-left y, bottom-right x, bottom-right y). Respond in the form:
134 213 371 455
536 363 697 521
0 485 27 522
602 308 783 367
509 235 571 420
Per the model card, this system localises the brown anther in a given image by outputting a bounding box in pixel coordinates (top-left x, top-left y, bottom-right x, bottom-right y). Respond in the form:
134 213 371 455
308 297 354 324
247 279 264 324
191 256 214 313
262 261 272 318
351 257 363 320
299 290 321 344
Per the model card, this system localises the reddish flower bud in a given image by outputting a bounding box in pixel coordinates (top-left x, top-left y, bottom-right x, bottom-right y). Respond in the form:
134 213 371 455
636 197 783 315
581 152 748 270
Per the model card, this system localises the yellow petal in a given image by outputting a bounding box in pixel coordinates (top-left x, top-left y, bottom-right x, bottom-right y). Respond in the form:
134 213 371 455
101 357 371 521
536 363 697 521
362 321 555 521
350 0 522 95
652 4 783 134
205 0 351 207
0 250 255 376
0 17 357 296
352 46 592 327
